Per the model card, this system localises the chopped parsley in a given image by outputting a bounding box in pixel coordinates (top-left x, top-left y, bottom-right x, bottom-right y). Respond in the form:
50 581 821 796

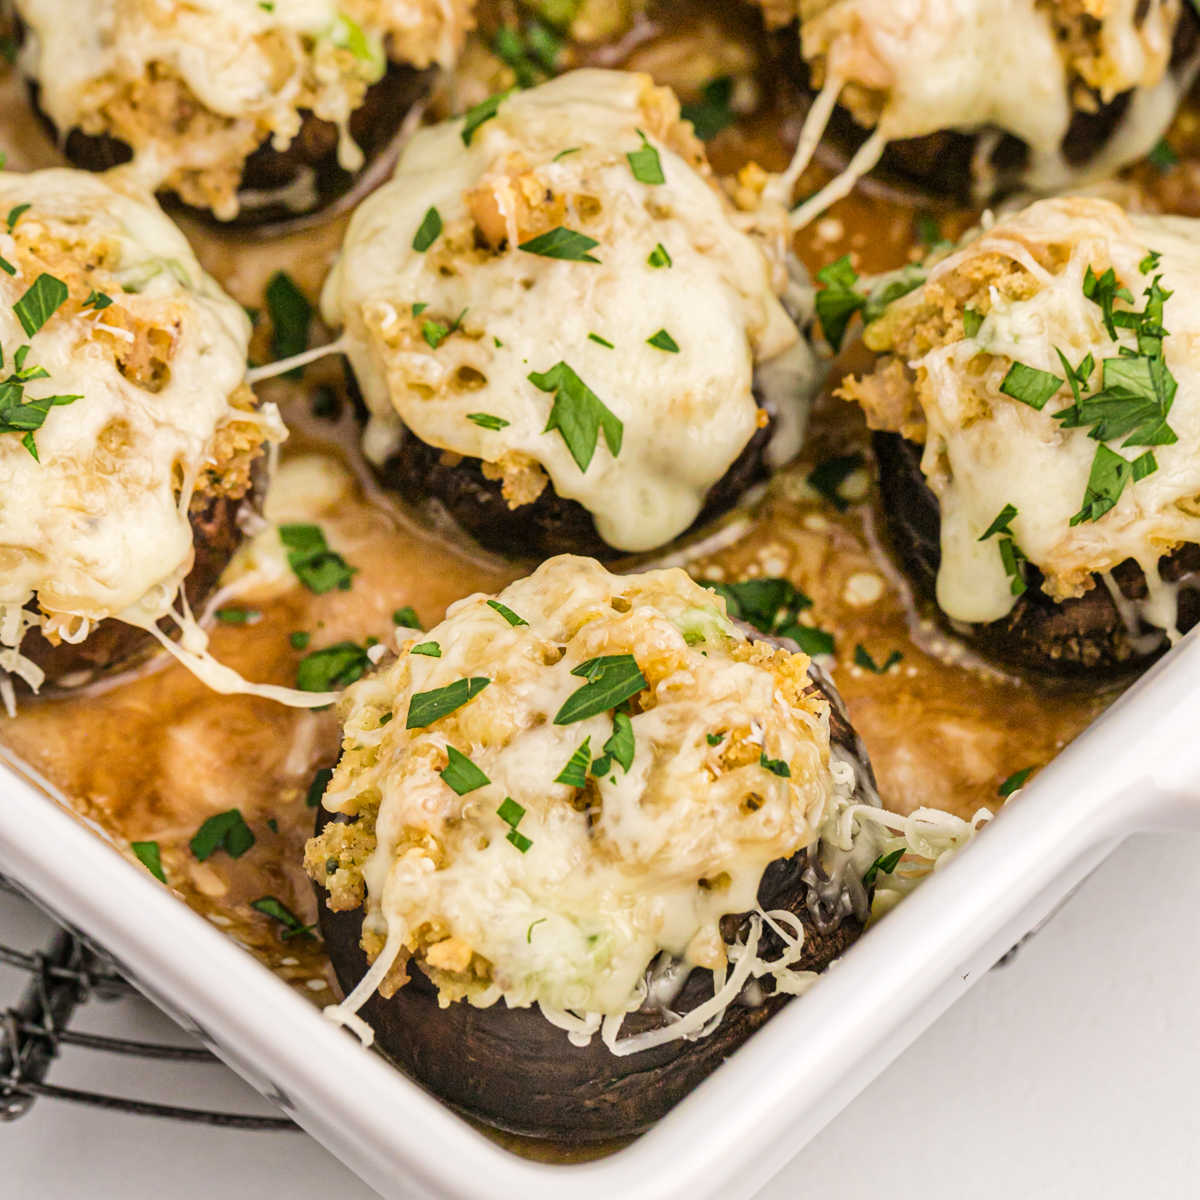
814 255 864 351
131 841 166 883
646 329 679 353
190 809 255 862
526 918 547 942
250 897 314 941
13 272 68 338
518 226 600 263
486 599 527 626
0 257 14 277
6 203 30 232
1148 138 1178 173
441 746 491 795
497 796 531 852
998 766 1034 797
265 272 311 377
306 767 333 807
702 577 810 631
216 606 260 624
393 606 421 629
529 360 623 471
290 631 311 651
915 213 942 247
461 91 512 145
962 307 984 338
977 503 1028 597
467 411 509 430
999 361 1064 410
0 378 80 462
411 641 441 657
591 710 634 777
278 524 356 594
422 319 450 349
296 641 371 692
1069 444 1156 526
588 332 614 348
81 290 113 311
680 77 735 141
554 654 646 725
862 848 904 887
706 732 724 746
978 503 1018 540
854 644 902 674
627 130 664 185
406 676 491 728
412 206 443 252
493 20 562 86
807 453 864 511
789 625 835 656
759 752 790 778
555 737 592 788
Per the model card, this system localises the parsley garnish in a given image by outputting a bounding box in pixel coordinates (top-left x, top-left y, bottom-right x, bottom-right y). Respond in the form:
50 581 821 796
441 746 490 795
998 766 1034 797
461 91 512 145
82 290 113 311
497 796 531 852
411 641 441 656
962 307 984 338
862 848 904 887
555 738 592 787
706 732 724 746
250 897 314 941
296 642 371 692
854 645 902 674
702 577 810 630
807 453 864 511
265 272 311 377
131 841 166 883
554 655 646 725
422 319 450 349
306 767 333 807
13 273 68 337
486 599 527 626
647 243 672 269
412 206 443 252
1148 138 1178 173
0 382 80 461
6 203 30 232
978 503 1018 540
467 412 509 430
393 606 421 629
588 332 613 348
278 524 356 594
290 631 311 650
529 360 623 471
216 606 260 624
591 710 634 777
680 77 735 141
814 255 864 350
518 226 600 263
1069 444 1156 526
526 918 547 942
190 809 255 861
0 257 14 277
406 676 491 728
627 130 664 184
999 361 1064 411
646 329 679 353
977 504 1027 594
493 21 562 86
759 752 790 778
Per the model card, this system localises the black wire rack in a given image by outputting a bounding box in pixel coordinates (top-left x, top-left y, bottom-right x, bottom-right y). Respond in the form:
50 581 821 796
0 879 295 1130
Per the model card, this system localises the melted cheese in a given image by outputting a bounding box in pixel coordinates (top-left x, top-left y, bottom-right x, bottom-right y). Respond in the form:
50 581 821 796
0 169 288 686
15 0 474 215
313 555 843 1018
852 196 1200 628
321 69 806 553
777 0 1189 222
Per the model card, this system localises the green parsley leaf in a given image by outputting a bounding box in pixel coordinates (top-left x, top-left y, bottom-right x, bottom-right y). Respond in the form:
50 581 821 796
530 360 623 471
81 289 113 311
278 524 356 594
978 503 1018 541
555 738 592 788
854 644 902 673
1083 265 1134 340
216 606 260 624
441 746 491 795
0 257 14 277
290 631 311 651
963 307 984 338
862 847 904 887
507 829 533 853
915 213 941 246
807 453 864 511
998 766 1034 797
461 91 512 145
997 536 1028 598
265 272 312 377
467 411 509 430
411 641 441 657
680 77 734 141
406 676 491 728
526 917 547 942
6 203 30 232
296 642 371 692
1148 138 1178 173
190 809 255 862
646 329 679 353
1068 443 1146 526
706 732 724 746
862 265 925 325
814 255 866 351
553 147 580 161
647 242 672 269
760 751 790 778
518 226 600 263
497 796 525 827
131 841 166 883
486 599 527 626
306 767 333 807
783 624 835 656
422 319 450 349
999 361 1064 410
701 577 812 633
592 710 634 776
554 654 646 725
13 272 68 338
588 332 614 348
412 206 443 252
627 130 664 184
250 896 314 941
1139 250 1162 275
393 606 421 629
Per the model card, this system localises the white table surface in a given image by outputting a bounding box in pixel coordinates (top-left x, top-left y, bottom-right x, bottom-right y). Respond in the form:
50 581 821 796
3 830 1197 1200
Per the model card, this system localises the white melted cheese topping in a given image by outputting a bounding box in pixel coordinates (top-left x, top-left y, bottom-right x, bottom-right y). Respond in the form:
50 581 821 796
0 169 281 680
887 197 1200 627
782 0 1186 218
321 555 841 1017
321 69 804 553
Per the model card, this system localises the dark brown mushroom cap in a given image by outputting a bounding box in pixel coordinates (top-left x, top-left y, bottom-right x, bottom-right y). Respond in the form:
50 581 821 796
18 465 264 690
315 663 876 1141
873 431 1200 676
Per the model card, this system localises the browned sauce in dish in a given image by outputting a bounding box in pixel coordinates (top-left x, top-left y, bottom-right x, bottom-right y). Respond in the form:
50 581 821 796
1 0 1192 1156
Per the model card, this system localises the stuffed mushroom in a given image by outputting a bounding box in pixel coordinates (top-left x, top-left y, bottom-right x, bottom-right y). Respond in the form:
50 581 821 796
839 195 1200 675
0 168 284 700
306 555 879 1140
320 68 822 560
13 0 475 223
760 0 1200 223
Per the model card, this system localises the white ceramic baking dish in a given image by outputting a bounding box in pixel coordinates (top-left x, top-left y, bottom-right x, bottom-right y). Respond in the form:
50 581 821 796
2 630 1199 1200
